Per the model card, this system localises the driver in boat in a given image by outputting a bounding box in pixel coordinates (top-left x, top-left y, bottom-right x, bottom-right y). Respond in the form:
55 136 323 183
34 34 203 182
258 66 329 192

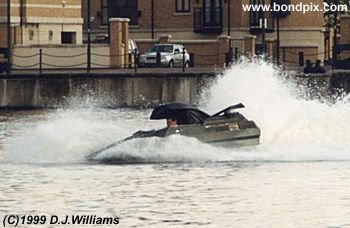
167 118 177 127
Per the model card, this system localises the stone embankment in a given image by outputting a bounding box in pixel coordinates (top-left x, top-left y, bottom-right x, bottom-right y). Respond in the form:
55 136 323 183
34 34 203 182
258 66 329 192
0 69 349 109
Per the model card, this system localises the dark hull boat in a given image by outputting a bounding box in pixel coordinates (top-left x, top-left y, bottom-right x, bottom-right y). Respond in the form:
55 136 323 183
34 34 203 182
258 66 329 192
88 103 260 159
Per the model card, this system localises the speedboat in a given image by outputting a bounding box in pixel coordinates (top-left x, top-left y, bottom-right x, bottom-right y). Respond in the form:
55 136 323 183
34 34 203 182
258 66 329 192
88 103 260 159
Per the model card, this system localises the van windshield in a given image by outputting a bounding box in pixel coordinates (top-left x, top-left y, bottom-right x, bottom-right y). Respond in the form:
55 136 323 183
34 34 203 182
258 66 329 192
149 45 173 53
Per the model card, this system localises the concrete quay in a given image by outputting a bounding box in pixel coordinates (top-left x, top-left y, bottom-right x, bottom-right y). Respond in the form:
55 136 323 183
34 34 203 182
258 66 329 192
0 68 220 109
1 68 350 109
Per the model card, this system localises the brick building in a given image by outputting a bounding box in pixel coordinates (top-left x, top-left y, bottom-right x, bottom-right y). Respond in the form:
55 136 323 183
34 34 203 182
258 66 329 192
0 0 328 69
83 0 326 64
0 0 83 48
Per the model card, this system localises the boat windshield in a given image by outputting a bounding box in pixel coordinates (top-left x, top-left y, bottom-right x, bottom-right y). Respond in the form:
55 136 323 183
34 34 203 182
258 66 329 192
149 45 173 53
176 110 210 125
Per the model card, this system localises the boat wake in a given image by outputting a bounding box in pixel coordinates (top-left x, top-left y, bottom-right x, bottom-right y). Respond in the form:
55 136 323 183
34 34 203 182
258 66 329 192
3 59 350 164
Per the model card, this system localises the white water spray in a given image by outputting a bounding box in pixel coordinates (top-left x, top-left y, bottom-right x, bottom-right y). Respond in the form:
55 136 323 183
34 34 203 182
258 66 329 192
4 60 350 163
200 59 350 161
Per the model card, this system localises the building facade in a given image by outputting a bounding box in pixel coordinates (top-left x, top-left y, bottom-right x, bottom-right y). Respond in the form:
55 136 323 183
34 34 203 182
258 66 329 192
83 0 325 62
0 0 83 49
0 0 327 69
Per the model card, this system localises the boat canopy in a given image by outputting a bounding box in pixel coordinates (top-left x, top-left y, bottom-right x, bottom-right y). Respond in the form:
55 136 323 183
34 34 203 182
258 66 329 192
150 102 210 125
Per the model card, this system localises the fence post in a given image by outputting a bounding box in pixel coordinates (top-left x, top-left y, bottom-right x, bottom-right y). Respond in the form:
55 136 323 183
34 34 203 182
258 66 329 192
298 52 304 66
156 52 161 67
182 48 185 72
235 47 238 61
134 48 137 73
332 45 337 69
87 47 91 74
189 53 194 67
128 52 132 69
39 49 42 75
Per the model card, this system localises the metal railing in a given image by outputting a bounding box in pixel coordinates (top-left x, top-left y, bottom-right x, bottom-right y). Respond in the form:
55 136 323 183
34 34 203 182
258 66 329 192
3 47 339 74
7 48 237 74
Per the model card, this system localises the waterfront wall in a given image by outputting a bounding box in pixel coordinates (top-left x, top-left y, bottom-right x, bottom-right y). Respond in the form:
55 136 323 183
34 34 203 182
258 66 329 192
1 70 350 109
293 70 350 99
0 73 212 109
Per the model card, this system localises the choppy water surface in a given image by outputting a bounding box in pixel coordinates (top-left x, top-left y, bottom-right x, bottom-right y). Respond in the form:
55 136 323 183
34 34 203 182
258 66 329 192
1 60 350 227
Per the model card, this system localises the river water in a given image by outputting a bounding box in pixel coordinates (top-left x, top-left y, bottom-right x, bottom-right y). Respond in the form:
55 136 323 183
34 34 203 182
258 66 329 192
1 61 350 227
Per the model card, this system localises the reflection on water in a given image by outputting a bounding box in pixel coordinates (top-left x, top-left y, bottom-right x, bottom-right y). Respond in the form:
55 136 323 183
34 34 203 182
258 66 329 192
1 160 350 227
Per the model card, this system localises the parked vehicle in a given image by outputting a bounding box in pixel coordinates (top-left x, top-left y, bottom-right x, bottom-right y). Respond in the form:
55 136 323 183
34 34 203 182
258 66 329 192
138 44 190 68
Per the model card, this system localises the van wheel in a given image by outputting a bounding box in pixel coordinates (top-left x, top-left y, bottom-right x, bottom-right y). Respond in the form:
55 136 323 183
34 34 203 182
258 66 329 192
168 60 174 68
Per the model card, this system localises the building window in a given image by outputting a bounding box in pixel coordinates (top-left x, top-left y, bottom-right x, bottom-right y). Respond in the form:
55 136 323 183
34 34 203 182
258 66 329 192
61 32 76 44
249 0 263 27
106 0 139 25
176 0 190 12
271 0 291 17
101 0 108 25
